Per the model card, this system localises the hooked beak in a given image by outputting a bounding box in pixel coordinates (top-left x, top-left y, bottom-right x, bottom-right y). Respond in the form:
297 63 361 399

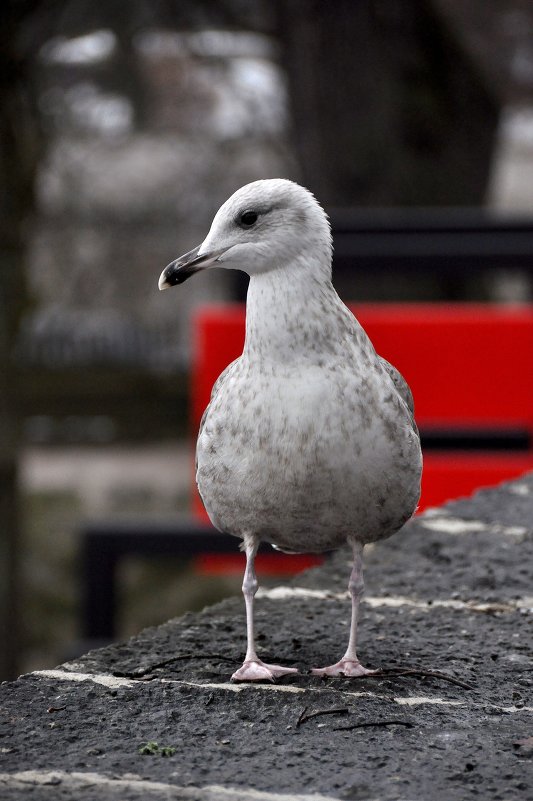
158 245 231 290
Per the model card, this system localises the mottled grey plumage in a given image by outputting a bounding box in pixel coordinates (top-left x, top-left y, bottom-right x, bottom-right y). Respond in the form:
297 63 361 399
159 179 422 682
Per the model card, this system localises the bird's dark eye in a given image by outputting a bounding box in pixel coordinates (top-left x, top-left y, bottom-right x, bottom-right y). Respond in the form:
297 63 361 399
238 210 258 228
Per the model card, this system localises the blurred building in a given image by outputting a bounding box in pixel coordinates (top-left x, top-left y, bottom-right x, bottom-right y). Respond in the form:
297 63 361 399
23 28 292 380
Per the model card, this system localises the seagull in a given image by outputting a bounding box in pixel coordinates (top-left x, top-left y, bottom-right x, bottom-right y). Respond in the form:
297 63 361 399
159 179 422 682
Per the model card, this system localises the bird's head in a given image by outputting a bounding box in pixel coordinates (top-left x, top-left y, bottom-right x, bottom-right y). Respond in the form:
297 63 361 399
158 178 332 289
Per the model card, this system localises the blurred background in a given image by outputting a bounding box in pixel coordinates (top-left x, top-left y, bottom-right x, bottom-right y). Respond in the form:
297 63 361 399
2 0 533 680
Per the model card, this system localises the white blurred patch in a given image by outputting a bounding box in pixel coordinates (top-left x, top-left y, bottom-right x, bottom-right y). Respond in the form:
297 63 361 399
40 30 116 65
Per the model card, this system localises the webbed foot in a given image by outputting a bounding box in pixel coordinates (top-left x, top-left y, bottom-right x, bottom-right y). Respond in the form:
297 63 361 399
231 659 299 682
311 659 375 678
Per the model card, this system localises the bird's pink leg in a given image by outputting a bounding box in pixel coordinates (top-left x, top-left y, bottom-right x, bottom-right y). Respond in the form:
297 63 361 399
311 542 375 677
231 539 298 682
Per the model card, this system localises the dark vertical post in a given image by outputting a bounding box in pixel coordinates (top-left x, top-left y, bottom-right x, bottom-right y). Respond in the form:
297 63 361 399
0 4 41 679
275 0 498 206
81 530 118 641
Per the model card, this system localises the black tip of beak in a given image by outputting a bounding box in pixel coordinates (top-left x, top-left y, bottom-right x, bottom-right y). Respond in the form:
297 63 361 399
158 244 231 291
158 245 204 291
159 263 199 289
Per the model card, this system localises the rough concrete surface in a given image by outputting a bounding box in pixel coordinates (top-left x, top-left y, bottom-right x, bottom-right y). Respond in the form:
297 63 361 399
1 475 532 800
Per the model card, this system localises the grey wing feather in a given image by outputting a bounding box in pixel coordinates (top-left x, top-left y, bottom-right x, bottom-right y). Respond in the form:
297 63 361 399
196 358 240 482
198 357 240 439
379 356 416 421
195 357 240 530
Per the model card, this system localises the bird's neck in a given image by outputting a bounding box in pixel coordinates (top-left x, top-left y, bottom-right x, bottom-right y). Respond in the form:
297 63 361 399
244 261 354 364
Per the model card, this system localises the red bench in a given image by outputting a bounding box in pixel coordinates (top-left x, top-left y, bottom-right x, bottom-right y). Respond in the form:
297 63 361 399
191 303 533 514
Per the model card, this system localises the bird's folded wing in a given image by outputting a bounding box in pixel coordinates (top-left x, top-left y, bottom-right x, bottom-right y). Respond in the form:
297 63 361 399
378 357 416 421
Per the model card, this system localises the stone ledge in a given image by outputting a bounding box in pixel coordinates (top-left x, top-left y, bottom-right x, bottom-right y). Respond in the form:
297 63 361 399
1 475 532 800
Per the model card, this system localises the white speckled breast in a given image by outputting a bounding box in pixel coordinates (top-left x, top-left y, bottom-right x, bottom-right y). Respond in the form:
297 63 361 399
196 325 421 552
